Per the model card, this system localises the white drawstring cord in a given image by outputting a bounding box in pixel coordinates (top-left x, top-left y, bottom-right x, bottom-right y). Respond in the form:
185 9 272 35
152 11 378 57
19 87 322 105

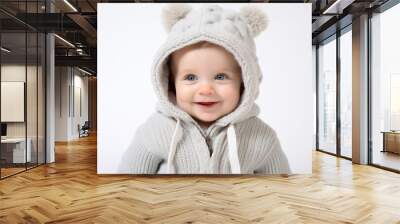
167 119 182 173
168 120 240 174
227 124 241 174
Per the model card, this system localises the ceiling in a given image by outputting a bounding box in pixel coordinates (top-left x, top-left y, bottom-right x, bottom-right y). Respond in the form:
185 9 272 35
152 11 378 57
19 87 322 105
0 0 393 75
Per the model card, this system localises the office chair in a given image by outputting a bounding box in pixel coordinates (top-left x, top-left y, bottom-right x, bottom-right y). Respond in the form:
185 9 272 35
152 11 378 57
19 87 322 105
79 121 90 138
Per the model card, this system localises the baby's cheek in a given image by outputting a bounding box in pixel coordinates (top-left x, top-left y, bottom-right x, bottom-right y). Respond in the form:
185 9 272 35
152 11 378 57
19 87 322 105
223 85 241 109
175 85 192 104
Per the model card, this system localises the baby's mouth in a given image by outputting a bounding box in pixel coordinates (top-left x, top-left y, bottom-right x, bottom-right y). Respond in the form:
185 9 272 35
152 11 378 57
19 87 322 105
195 101 219 107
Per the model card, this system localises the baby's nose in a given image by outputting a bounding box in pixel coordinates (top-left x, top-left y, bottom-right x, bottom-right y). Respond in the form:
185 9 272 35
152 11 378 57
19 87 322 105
198 83 215 95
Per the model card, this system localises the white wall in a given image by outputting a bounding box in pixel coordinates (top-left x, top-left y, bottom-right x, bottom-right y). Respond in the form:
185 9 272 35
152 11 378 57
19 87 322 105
55 66 68 141
1 65 39 138
72 72 89 138
55 67 89 141
312 45 317 150
46 32 56 163
98 3 313 174
1 64 46 163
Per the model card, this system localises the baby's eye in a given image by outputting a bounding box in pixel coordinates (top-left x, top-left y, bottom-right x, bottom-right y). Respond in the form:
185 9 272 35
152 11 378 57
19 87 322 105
184 74 197 81
215 73 227 80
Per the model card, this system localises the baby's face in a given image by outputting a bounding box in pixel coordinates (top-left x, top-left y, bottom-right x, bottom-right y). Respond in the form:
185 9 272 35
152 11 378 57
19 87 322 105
171 43 242 128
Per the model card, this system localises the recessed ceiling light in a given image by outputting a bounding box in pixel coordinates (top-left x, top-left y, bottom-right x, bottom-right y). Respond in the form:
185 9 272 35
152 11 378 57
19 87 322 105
54 34 75 48
63 0 78 12
322 0 354 15
78 67 93 76
1 47 11 53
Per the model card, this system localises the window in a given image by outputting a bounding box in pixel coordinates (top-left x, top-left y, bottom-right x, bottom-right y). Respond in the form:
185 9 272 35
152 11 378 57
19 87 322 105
318 36 337 155
371 2 400 171
340 28 352 158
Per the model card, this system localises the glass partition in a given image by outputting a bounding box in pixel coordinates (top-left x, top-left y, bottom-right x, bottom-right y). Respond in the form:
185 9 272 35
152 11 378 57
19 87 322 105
27 31 38 169
317 36 337 155
1 31 28 177
38 32 45 165
339 28 352 158
0 1 46 179
371 3 400 172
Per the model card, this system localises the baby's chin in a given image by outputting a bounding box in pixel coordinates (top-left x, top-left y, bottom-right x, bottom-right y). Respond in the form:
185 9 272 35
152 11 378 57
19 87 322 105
195 120 215 129
190 108 239 127
192 115 221 128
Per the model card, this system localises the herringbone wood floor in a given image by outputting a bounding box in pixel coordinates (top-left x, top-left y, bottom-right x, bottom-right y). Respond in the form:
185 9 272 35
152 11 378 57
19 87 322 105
1 134 400 223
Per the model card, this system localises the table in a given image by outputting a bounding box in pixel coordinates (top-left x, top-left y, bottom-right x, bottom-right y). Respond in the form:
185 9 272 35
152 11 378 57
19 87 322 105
381 131 400 154
1 138 32 163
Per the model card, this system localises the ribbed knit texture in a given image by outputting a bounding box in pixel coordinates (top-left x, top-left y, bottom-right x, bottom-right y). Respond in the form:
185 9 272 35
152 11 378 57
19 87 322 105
119 5 291 174
119 113 291 174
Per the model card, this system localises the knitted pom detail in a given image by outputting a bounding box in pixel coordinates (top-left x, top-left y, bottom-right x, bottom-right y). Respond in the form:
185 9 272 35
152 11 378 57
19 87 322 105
240 6 268 37
162 4 192 32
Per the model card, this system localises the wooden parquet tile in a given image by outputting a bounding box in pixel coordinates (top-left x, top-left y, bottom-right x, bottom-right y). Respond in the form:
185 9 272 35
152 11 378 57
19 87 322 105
1 134 400 223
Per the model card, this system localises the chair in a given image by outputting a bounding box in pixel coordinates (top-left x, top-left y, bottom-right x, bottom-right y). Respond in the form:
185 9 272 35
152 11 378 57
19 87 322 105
79 121 90 138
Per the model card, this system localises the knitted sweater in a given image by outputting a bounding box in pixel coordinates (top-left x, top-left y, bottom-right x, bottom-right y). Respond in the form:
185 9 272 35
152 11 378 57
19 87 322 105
119 4 291 174
120 112 291 174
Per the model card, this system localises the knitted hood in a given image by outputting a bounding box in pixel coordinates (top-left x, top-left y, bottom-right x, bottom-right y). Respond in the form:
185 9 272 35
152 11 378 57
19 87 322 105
150 4 268 173
152 4 267 129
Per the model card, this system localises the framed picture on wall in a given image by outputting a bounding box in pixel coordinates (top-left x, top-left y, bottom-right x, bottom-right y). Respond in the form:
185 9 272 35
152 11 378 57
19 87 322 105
1 81 25 122
98 3 313 175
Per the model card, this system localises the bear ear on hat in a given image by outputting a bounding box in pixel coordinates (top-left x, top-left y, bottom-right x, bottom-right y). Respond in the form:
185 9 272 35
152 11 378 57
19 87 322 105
240 5 268 38
162 3 192 33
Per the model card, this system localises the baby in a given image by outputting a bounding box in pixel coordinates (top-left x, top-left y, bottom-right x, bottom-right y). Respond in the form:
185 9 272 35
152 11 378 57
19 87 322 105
120 4 291 174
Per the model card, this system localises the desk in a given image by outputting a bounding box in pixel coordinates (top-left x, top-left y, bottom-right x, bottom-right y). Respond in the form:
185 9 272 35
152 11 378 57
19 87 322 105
381 131 400 154
1 138 31 163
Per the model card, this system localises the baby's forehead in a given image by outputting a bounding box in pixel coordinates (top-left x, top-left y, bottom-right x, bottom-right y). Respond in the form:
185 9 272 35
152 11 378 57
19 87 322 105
169 42 241 71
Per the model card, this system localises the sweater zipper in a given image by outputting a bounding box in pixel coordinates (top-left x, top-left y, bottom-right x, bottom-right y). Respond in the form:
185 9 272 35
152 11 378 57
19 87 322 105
205 136 212 156
205 126 219 156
